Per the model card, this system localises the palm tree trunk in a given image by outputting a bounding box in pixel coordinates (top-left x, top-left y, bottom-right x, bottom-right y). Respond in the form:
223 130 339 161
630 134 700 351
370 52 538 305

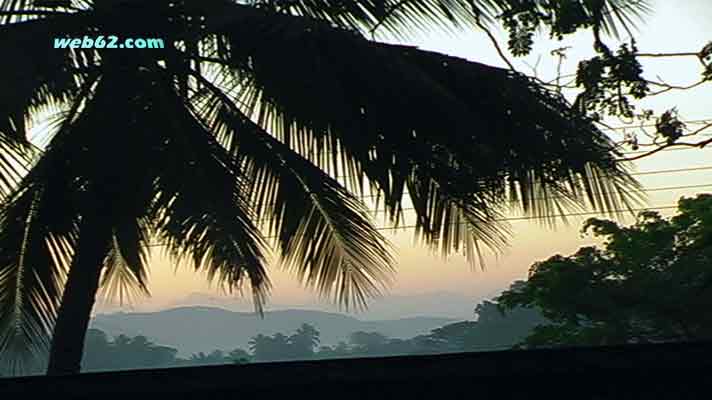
46 218 112 376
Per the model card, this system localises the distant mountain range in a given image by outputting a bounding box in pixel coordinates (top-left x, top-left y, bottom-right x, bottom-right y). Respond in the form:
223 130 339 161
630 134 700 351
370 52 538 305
157 290 482 320
90 307 460 357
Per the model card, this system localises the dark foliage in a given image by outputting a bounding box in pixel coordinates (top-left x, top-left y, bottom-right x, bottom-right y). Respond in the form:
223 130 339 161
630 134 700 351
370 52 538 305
499 194 712 347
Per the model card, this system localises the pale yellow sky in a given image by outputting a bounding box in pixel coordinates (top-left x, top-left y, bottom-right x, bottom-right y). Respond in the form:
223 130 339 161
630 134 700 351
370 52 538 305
93 0 712 315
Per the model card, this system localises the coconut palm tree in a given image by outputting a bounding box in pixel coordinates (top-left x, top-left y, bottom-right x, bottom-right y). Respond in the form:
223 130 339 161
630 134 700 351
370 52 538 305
0 0 648 376
289 323 320 358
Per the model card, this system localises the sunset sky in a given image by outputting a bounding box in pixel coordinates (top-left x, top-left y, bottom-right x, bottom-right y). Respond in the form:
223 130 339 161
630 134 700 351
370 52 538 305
91 0 712 317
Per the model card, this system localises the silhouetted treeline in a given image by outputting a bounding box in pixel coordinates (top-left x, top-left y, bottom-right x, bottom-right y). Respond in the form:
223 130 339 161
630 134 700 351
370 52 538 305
81 329 252 371
0 329 252 377
243 303 544 363
0 302 544 377
310 302 545 361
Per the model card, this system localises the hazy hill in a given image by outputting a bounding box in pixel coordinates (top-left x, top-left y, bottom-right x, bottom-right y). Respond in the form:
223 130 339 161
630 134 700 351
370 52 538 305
154 291 481 321
90 307 458 357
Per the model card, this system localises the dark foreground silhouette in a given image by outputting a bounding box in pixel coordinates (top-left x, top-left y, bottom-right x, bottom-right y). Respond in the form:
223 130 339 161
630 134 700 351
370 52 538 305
2 340 711 399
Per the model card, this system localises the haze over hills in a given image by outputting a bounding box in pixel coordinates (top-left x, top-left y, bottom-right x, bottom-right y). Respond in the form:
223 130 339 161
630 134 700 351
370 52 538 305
90 307 459 357
158 290 483 320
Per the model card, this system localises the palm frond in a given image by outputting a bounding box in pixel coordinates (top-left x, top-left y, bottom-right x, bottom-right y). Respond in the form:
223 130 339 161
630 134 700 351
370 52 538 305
48 60 270 311
98 220 152 306
143 71 272 312
0 176 79 374
0 15 95 143
497 0 652 38
0 65 168 373
251 0 503 38
597 0 652 37
0 0 34 23
209 0 651 41
406 171 511 269
394 45 645 216
0 133 34 199
191 83 395 310
210 9 479 201
201 11 642 264
0 14 94 198
0 66 97 372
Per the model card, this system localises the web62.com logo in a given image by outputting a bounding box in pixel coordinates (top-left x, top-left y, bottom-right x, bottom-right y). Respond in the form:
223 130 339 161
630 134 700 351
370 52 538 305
54 35 165 49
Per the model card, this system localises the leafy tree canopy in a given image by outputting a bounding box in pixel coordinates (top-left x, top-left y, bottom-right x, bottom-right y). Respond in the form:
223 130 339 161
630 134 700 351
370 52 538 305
498 194 712 347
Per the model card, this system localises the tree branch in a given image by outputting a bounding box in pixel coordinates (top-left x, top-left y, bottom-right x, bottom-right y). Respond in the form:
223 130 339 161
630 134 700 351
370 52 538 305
645 79 708 96
634 52 700 58
474 16 517 72
617 121 712 161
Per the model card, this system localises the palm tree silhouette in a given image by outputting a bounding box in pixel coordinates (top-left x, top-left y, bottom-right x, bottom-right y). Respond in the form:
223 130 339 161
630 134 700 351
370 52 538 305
289 323 320 358
248 334 269 360
0 0 648 375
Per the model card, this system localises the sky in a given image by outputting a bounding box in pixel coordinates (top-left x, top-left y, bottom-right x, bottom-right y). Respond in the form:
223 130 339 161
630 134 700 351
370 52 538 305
92 0 712 318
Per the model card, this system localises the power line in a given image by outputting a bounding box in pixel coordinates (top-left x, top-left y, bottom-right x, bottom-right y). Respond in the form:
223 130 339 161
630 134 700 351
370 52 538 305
601 118 712 132
257 182 712 222
598 182 712 194
145 167 712 248
491 205 678 223
357 182 712 205
321 165 712 196
326 166 712 201
631 165 712 176
145 204 679 248
621 145 712 155
370 205 678 230
603 119 712 155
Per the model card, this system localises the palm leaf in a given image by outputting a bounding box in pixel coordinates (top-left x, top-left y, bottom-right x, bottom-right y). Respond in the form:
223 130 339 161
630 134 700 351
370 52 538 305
0 14 95 142
0 69 97 372
406 170 511 268
249 0 650 39
98 220 152 306
0 167 79 374
201 9 642 262
0 14 93 199
395 44 645 215
495 0 652 38
0 65 161 372
191 84 395 309
142 71 272 312
58 63 270 310
254 0 502 37
0 133 34 199
597 0 652 37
